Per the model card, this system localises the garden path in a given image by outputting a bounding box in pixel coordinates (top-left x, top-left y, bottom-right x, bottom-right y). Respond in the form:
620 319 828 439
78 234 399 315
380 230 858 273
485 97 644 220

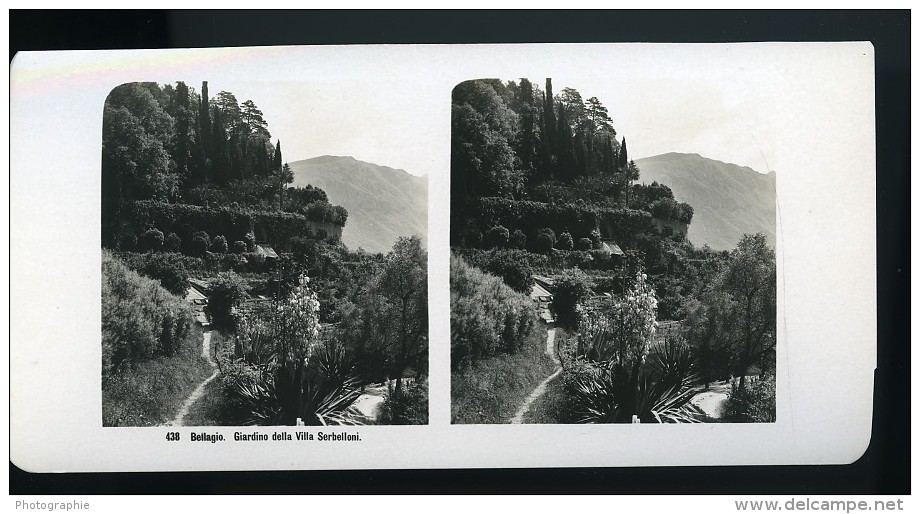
689 381 732 419
166 329 219 427
509 324 560 424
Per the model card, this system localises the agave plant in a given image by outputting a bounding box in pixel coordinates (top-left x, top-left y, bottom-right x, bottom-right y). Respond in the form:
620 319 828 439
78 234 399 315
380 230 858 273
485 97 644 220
225 273 364 426
568 357 704 424
228 340 364 426
566 272 704 424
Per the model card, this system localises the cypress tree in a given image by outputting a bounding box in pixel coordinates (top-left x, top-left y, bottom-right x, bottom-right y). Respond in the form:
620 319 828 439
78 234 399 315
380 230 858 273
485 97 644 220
174 81 191 181
543 79 556 171
556 101 576 181
199 81 211 158
618 137 628 169
519 78 536 176
273 140 282 172
211 109 231 185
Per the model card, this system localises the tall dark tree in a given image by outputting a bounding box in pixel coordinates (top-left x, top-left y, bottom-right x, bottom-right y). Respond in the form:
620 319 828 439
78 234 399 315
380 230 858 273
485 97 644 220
586 96 615 135
241 100 270 138
199 81 211 152
273 140 283 172
618 136 628 168
214 91 242 134
542 79 557 178
517 78 538 177
273 162 294 210
173 81 192 182
555 101 576 180
210 108 231 185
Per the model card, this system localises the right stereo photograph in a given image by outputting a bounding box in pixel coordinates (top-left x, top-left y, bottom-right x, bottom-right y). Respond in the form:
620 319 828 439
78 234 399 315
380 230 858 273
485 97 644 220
449 78 776 425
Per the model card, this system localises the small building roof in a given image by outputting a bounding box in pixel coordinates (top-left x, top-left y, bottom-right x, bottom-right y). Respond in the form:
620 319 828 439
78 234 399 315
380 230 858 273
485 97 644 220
600 241 625 256
185 286 207 302
255 244 279 259
530 282 553 301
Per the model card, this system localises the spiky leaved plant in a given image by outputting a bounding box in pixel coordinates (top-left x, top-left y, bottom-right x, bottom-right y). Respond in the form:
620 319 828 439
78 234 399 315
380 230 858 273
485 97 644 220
226 273 364 426
567 273 704 423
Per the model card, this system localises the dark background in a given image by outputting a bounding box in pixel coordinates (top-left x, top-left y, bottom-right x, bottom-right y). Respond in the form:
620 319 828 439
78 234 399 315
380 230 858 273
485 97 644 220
9 10 909 494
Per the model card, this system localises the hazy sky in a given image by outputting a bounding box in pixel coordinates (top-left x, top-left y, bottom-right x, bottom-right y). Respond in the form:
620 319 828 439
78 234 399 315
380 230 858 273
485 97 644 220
11 43 872 179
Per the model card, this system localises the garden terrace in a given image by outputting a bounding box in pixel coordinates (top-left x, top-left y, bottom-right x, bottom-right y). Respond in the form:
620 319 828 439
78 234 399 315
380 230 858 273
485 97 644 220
111 200 343 251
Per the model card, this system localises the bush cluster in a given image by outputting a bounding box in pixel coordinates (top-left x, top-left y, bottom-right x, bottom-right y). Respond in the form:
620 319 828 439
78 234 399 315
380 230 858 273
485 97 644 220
450 256 538 368
109 200 344 255
378 380 429 425
101 250 194 379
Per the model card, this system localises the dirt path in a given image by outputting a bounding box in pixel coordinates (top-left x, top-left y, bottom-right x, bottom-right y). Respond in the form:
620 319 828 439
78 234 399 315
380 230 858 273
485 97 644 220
689 381 732 419
353 383 389 422
509 325 560 424
166 330 218 427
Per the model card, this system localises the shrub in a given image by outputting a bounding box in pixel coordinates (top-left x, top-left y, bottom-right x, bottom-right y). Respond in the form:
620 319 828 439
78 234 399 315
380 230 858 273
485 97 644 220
189 231 210 256
471 250 534 294
164 232 181 252
207 272 247 332
483 225 510 249
556 231 574 250
378 380 429 425
723 372 776 422
221 279 363 426
138 253 190 296
210 235 229 254
553 268 592 327
450 255 538 366
534 228 556 254
231 240 247 254
221 340 364 426
510 229 527 249
101 250 194 377
139 228 165 252
577 237 593 251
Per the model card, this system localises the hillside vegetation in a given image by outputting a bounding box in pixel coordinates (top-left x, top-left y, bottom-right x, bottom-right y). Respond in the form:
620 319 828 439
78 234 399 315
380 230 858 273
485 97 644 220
102 250 212 426
289 156 428 254
450 77 776 424
636 153 776 250
101 80 429 426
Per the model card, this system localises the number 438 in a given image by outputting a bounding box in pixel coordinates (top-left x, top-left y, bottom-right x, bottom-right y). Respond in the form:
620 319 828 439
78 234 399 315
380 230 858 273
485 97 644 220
166 432 181 441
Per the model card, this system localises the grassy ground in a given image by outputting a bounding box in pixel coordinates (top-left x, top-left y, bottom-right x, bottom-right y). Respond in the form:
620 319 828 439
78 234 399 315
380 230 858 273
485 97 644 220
522 326 571 424
522 375 568 424
183 330 237 426
102 323 213 427
451 321 558 424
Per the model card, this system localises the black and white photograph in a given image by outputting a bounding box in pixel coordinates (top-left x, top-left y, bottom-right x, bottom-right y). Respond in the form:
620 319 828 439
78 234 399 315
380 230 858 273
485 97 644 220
11 39 884 474
450 76 777 424
100 77 429 427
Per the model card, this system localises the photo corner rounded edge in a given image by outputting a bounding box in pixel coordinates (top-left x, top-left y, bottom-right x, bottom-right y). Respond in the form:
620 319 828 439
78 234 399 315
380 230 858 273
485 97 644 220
836 365 877 466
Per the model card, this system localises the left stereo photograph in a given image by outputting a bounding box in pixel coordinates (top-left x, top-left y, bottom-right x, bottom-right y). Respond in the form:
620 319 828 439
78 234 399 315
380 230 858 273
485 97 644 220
101 79 429 427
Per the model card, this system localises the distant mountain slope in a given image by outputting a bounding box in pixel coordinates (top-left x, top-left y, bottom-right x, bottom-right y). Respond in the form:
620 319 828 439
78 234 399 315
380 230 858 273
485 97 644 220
635 153 776 251
288 156 428 254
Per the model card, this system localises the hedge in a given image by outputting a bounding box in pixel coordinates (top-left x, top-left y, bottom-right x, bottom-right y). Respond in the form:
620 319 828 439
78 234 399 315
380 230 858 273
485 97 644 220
475 197 656 245
116 200 343 251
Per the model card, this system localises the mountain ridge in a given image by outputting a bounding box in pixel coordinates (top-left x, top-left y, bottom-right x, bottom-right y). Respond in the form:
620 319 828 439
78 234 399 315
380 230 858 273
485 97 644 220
288 155 428 254
635 153 776 251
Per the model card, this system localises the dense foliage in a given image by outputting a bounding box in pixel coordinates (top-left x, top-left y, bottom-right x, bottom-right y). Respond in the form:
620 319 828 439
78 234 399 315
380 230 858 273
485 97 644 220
337 236 429 385
378 380 429 425
102 80 347 250
450 255 538 368
101 250 194 379
559 273 703 423
448 76 775 425
220 274 364 426
684 233 776 390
